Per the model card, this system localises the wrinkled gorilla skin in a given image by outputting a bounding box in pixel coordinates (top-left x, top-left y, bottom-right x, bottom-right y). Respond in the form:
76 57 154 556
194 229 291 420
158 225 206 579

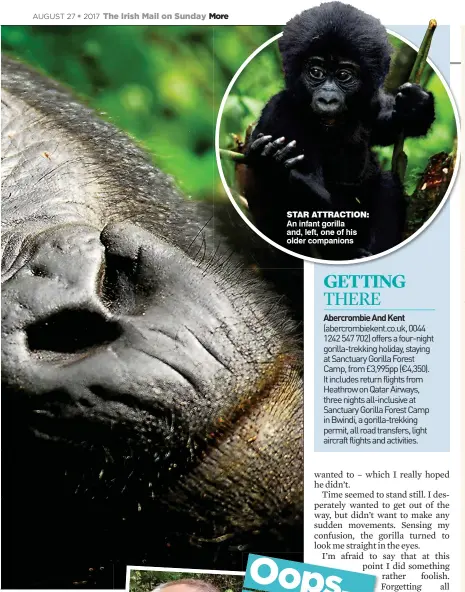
1 56 303 589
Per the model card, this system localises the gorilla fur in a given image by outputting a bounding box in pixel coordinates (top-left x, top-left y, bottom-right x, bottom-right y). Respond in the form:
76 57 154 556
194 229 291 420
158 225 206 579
280 2 393 89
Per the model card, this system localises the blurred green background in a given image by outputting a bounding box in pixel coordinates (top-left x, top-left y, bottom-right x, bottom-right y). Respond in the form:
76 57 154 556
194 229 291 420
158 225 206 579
129 571 243 592
2 25 456 201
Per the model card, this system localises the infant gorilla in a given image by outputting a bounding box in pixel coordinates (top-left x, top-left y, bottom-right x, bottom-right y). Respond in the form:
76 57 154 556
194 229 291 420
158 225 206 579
244 1 435 260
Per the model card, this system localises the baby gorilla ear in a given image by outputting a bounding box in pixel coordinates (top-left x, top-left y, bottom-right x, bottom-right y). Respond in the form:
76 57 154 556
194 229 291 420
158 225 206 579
394 82 435 136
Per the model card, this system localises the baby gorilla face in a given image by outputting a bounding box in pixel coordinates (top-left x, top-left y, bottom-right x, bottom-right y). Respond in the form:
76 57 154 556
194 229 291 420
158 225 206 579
303 55 361 123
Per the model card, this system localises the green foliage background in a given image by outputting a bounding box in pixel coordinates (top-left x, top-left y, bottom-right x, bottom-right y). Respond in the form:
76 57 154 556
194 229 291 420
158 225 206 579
2 25 456 200
129 571 243 592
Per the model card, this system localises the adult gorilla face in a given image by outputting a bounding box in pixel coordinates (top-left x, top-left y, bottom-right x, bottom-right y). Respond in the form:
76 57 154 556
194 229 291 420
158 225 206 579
1 57 303 588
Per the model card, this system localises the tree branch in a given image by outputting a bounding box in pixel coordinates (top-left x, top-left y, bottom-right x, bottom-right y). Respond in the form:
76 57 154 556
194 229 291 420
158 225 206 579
391 19 437 182
219 148 246 162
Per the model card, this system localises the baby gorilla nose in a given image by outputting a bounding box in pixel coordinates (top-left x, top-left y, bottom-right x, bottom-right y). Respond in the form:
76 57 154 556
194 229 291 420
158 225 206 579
315 92 342 114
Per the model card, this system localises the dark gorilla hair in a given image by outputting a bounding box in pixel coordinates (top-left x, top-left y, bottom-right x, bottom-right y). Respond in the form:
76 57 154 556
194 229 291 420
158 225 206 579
279 1 393 89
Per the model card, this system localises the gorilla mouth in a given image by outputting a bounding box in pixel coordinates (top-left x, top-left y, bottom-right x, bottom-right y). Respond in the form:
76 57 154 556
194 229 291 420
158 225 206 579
322 117 337 126
320 114 344 127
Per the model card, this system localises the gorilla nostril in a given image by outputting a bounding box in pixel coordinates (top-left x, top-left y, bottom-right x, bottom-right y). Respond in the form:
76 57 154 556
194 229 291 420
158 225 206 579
99 243 154 316
318 96 338 105
26 309 122 355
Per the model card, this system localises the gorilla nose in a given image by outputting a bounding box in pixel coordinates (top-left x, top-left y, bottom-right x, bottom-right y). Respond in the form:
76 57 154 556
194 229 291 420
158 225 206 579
3 221 195 363
1 221 255 424
316 94 341 113
2 224 121 363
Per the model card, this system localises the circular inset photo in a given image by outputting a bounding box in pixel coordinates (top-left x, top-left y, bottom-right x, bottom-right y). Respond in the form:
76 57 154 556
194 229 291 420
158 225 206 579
216 2 459 263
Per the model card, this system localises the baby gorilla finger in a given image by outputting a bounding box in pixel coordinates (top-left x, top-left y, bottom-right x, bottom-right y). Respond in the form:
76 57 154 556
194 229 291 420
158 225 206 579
284 154 305 169
274 140 297 163
249 135 273 153
262 136 286 156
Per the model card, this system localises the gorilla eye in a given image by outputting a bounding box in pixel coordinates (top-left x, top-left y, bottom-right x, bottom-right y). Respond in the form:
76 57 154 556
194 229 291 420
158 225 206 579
309 67 325 80
336 69 353 82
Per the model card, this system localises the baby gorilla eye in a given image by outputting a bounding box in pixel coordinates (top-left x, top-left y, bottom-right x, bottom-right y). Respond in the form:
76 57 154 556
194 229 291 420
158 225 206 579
336 69 354 82
309 66 325 80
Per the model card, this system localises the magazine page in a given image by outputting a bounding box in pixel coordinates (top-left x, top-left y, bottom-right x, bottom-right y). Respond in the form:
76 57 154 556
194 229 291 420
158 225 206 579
0 2 462 592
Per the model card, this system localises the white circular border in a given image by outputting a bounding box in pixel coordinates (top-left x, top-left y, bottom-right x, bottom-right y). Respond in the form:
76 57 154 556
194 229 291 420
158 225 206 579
215 30 461 265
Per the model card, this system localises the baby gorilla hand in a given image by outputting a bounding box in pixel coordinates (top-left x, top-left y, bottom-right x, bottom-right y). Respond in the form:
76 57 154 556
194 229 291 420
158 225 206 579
394 82 435 136
246 134 305 173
